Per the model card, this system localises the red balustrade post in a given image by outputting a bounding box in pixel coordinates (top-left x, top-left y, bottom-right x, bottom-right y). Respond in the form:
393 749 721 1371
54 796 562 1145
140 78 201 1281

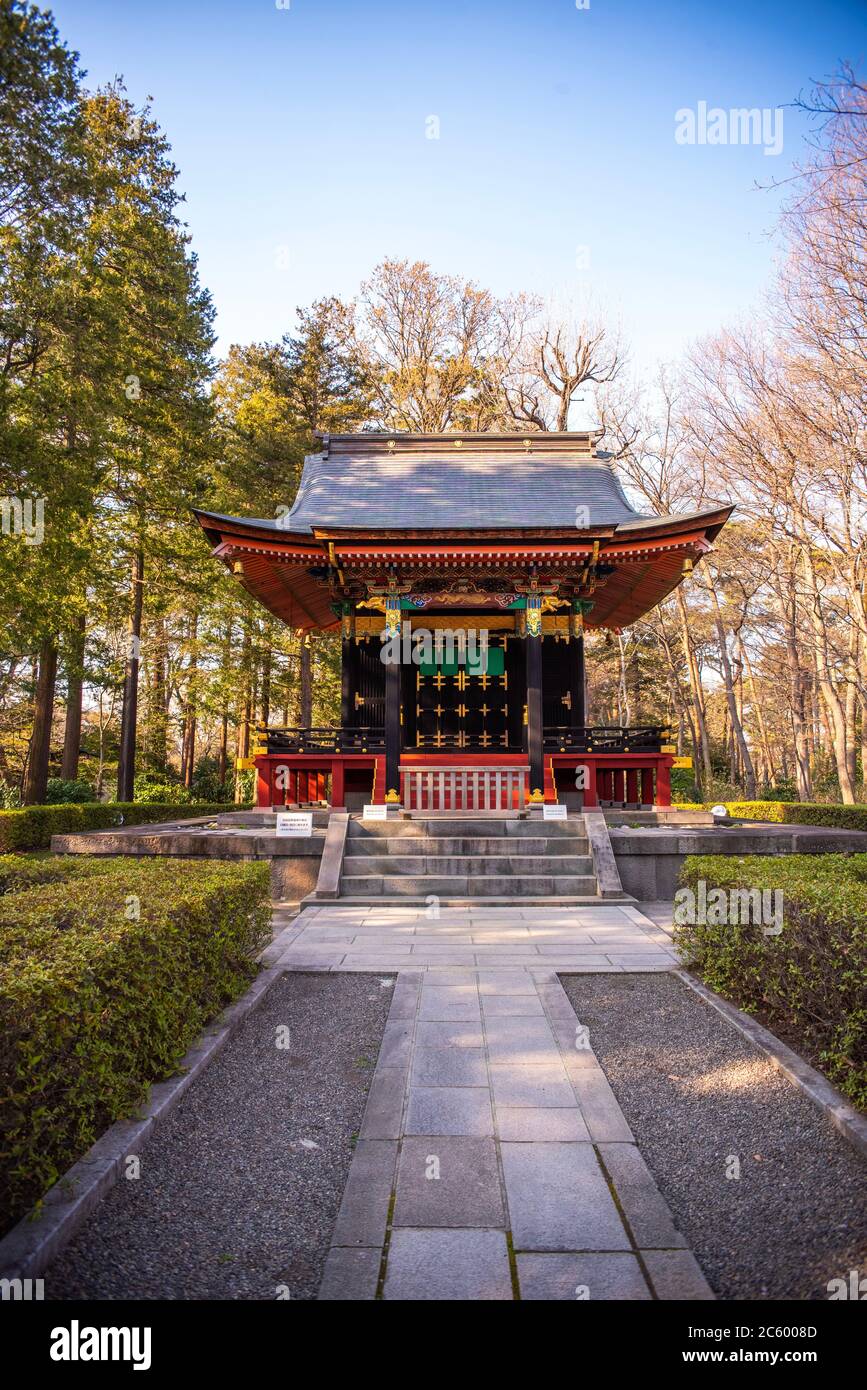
626 769 639 805
256 758 271 808
641 768 654 806
656 757 672 807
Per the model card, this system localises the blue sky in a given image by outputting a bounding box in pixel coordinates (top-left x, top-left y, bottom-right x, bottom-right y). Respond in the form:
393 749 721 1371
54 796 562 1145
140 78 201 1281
51 0 867 392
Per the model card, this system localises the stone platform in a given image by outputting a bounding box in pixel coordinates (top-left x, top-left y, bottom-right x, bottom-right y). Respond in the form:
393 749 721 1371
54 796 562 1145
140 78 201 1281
48 807 867 904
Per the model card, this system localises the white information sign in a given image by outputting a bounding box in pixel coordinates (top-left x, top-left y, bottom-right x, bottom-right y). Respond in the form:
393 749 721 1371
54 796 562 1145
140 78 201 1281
542 803 568 820
363 803 388 820
276 811 313 837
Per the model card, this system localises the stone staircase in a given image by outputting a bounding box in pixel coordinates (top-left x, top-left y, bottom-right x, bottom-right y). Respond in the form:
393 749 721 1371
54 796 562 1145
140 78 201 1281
338 814 606 902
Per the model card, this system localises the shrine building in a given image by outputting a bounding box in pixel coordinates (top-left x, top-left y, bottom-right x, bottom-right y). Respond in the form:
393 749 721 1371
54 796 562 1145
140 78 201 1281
195 431 731 812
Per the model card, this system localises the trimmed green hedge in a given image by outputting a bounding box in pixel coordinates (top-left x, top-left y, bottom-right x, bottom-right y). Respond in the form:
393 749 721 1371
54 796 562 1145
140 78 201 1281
675 801 867 832
0 853 131 895
0 802 249 854
0 857 271 1234
676 854 867 1109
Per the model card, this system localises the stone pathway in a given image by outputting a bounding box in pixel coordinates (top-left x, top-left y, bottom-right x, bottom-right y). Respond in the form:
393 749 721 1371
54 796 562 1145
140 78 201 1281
266 901 679 974
263 903 713 1300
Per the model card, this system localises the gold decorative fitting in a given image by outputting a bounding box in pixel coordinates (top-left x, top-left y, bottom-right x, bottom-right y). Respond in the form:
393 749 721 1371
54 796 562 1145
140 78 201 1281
232 560 244 576
529 789 544 803
386 440 395 451
682 557 694 576
453 439 463 448
385 789 400 803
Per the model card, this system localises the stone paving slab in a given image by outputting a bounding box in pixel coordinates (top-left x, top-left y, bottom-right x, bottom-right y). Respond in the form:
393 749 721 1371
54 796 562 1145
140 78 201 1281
330 1139 398 1249
481 993 545 1016
490 1061 577 1110
393 1137 504 1228
501 1141 632 1251
496 1106 591 1142
517 1251 652 1301
315 900 712 1301
415 1020 484 1048
319 1246 382 1301
405 1087 494 1137
598 1142 687 1250
641 1249 715 1300
383 1229 513 1301
411 1046 488 1087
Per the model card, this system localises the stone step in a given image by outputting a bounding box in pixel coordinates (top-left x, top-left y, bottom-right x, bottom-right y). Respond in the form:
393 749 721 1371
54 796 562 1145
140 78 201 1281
345 836 589 857
341 854 594 876
338 874 599 897
348 818 583 839
333 894 622 906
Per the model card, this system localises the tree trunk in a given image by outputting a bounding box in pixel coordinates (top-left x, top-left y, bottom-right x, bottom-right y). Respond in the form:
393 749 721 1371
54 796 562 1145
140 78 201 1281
61 615 86 780
860 639 867 795
218 623 231 792
117 548 144 802
182 612 199 790
219 713 228 791
771 563 811 799
801 544 856 802
845 636 858 791
675 588 712 788
179 712 188 784
183 712 196 789
146 618 169 774
24 637 58 803
737 634 776 788
235 621 252 804
707 585 756 796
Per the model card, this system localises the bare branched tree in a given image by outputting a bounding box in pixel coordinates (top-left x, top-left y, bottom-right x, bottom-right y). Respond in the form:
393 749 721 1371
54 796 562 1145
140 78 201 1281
504 317 624 432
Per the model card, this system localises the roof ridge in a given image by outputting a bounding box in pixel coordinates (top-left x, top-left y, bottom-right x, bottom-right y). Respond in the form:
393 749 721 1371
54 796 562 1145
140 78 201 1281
316 430 604 458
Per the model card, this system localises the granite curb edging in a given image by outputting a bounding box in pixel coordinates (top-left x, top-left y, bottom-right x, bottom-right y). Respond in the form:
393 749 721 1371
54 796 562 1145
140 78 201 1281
674 968 867 1161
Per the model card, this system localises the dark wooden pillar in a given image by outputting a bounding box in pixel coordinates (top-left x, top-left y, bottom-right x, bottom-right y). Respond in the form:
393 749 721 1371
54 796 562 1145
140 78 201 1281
526 595 543 796
340 606 356 731
570 635 586 727
570 602 587 729
384 596 402 801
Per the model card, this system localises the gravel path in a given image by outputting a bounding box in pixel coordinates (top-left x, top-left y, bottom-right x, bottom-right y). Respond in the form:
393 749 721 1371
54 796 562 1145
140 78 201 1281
47 971 394 1301
560 971 867 1301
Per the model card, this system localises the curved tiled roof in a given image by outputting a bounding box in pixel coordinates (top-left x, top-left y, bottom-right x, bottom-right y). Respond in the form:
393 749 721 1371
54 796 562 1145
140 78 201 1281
277 443 647 533
193 433 733 631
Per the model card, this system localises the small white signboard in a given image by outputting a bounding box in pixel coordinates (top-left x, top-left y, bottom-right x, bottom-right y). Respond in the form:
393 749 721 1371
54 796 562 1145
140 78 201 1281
543 803 568 820
276 811 313 838
363 803 388 820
